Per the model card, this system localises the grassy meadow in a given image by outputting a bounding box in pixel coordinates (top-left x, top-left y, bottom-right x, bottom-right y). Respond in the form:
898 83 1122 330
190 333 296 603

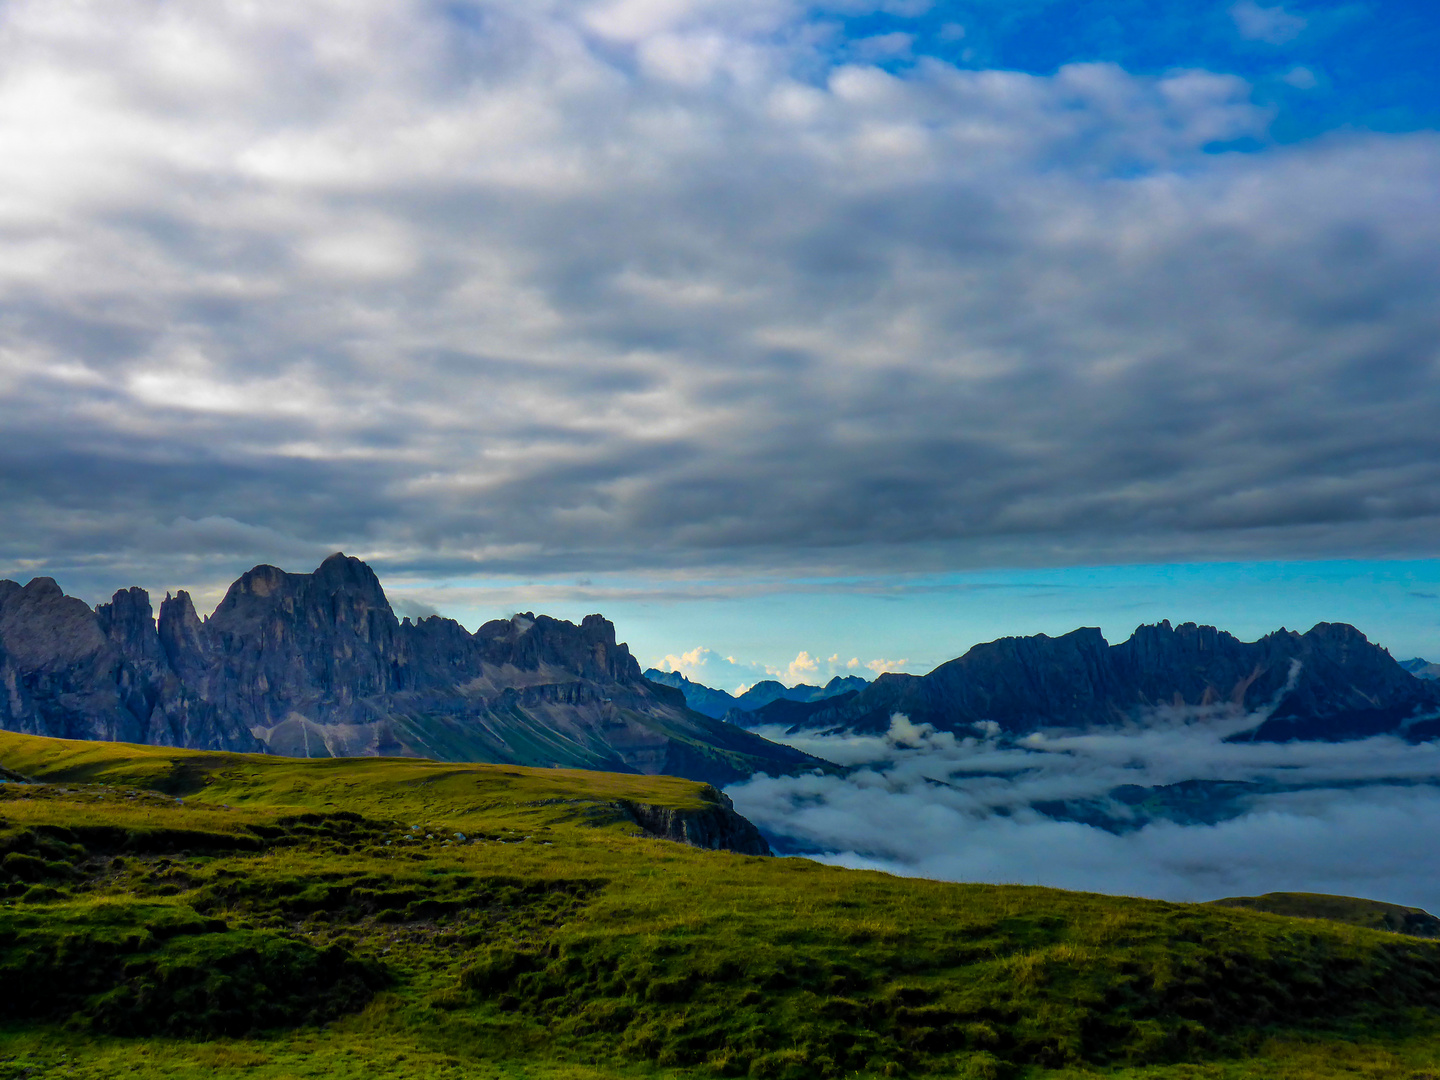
1 730 1439 1080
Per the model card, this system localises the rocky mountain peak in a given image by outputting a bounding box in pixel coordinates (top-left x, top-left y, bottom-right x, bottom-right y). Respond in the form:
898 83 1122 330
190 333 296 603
476 611 640 683
229 564 291 599
808 619 1440 742
311 551 390 602
0 556 821 785
0 575 108 668
158 590 212 687
1299 621 1376 651
95 587 167 671
22 577 64 601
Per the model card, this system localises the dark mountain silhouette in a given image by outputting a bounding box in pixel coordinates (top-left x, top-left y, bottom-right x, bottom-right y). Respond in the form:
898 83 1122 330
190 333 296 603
0 555 829 785
731 676 869 713
729 691 864 732
642 670 868 719
782 621 1440 742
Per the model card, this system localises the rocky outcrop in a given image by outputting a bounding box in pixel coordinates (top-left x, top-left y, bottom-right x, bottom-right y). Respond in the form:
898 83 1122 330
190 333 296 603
617 787 772 855
0 576 250 751
0 555 829 784
804 620 1440 742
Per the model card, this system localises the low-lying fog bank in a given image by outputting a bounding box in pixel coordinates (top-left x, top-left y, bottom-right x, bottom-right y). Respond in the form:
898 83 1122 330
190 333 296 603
726 708 1440 911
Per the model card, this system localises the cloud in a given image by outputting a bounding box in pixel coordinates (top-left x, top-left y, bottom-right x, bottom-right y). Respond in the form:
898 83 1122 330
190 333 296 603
866 657 908 674
656 645 715 677
786 650 820 681
728 710 1440 910
1281 65 1318 90
849 32 914 63
1230 1 1306 44
653 648 876 690
392 596 443 621
0 0 1436 610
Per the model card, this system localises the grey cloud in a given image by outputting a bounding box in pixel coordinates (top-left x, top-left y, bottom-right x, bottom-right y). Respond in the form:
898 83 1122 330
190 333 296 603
1230 1 1306 44
0 2 1436 600
391 596 444 621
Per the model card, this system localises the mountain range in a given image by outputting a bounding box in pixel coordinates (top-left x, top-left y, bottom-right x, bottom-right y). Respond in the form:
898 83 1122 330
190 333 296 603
4 552 1439 791
0 554 826 786
641 669 868 719
692 620 1440 743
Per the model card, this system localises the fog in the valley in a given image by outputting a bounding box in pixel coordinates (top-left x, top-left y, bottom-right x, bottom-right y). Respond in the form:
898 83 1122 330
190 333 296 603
726 709 1440 911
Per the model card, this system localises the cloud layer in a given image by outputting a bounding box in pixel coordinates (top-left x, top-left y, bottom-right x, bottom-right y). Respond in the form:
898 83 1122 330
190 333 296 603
728 711 1440 910
1 0 1438 603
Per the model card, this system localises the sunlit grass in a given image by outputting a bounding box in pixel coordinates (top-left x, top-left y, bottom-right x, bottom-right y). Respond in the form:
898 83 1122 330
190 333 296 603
2 729 1439 1079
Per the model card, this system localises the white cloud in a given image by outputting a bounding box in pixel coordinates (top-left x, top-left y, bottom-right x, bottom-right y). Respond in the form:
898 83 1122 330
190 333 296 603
657 645 714 676
866 657 908 674
730 711 1440 909
637 32 732 86
1230 1 1306 44
786 649 820 681
651 647 876 689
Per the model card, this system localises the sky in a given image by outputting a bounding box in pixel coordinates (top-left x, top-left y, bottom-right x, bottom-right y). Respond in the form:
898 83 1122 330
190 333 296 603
1 0 1438 686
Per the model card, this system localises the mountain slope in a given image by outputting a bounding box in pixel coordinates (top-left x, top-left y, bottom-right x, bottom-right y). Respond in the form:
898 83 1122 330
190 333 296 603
1403 657 1440 680
1209 892 1440 938
0 555 829 784
797 620 1440 741
3 730 1440 1080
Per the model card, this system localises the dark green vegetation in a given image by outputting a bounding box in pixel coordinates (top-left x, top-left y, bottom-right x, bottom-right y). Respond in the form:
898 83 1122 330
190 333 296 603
2 732 1440 1079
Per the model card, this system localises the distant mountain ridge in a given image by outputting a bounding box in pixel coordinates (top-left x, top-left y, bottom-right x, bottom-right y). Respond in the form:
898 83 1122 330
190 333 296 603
0 555 829 785
641 669 868 719
5 555 1433 783
1401 658 1440 680
775 620 1440 743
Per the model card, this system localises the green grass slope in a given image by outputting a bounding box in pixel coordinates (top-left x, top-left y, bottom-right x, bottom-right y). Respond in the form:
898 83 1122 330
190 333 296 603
2 730 1440 1080
1208 892 1440 937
